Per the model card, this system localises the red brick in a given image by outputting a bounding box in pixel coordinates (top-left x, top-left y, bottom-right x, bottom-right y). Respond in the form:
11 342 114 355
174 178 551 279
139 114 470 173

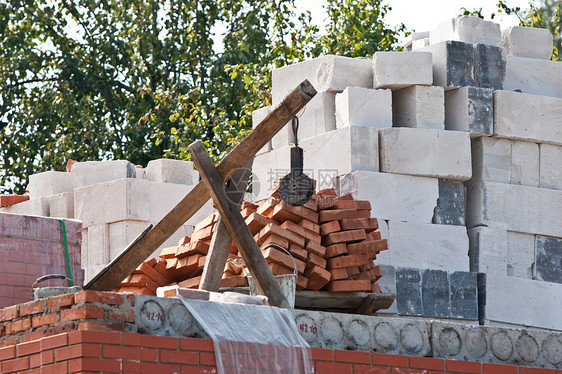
29 352 41 368
160 349 198 364
68 330 121 345
390 369 427 374
310 347 333 361
324 229 367 246
68 358 121 373
446 359 481 373
289 244 309 262
315 361 352 374
334 349 371 364
409 356 445 371
122 332 141 346
55 343 101 361
482 363 518 374
0 337 18 347
300 219 321 234
306 240 326 257
257 223 306 248
245 212 275 235
102 345 140 360
140 347 158 362
0 345 16 360
16 339 41 356
41 349 54 365
2 356 30 373
372 352 408 368
136 262 173 286
259 234 290 252
140 334 178 349
141 362 181 374
199 351 217 366
6 317 31 334
108 309 135 322
305 265 331 291
191 224 214 242
40 361 69 374
330 268 349 280
321 220 341 236
60 306 104 322
76 321 126 332
262 246 305 274
47 293 75 310
32 313 57 328
178 276 202 289
19 301 45 317
123 361 141 373
179 337 214 352
319 209 358 223
220 275 248 288
354 366 390 374
0 305 19 322
41 333 69 350
307 253 327 269
0 195 30 206
519 368 555 374
74 291 124 305
327 254 369 269
327 279 371 292
269 200 319 224
348 240 387 258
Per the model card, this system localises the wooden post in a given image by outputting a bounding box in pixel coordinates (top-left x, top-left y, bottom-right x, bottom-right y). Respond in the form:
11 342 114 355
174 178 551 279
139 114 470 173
189 141 290 308
85 80 316 291
199 161 252 291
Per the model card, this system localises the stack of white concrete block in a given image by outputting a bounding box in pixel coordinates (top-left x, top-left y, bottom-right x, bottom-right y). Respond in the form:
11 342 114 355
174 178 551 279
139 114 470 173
252 16 562 329
1 159 213 283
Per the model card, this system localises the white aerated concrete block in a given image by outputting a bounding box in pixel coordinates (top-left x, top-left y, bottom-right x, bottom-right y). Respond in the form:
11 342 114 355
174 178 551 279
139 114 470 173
252 106 272 154
87 223 110 267
28 171 73 199
466 181 562 238
484 274 562 330
378 221 469 271
49 192 74 219
501 26 553 60
271 55 372 104
430 16 501 46
510 140 539 187
445 86 493 136
145 159 198 185
507 231 535 279
392 85 444 129
108 220 151 260
494 90 562 145
0 198 50 217
74 178 150 228
469 137 511 183
373 52 432 89
338 171 438 224
539 144 562 190
71 160 136 188
335 87 392 128
503 56 562 99
379 128 471 180
271 92 337 149
402 31 429 51
467 227 507 275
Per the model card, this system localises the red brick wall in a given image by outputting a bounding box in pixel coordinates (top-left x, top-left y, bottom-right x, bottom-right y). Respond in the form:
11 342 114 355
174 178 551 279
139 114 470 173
0 331 560 374
0 213 84 308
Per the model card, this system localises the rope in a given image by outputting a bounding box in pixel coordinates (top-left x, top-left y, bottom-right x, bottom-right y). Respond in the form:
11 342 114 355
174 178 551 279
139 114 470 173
61 219 74 286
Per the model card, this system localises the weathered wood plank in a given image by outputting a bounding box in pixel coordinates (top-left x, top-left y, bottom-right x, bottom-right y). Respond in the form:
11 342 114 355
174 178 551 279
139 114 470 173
189 141 290 308
85 80 316 291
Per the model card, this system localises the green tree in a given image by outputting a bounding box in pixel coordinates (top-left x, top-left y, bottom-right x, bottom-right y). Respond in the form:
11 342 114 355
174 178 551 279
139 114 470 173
0 0 406 194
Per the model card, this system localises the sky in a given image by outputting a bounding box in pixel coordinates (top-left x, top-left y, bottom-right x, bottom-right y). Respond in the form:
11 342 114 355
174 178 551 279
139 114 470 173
295 0 534 41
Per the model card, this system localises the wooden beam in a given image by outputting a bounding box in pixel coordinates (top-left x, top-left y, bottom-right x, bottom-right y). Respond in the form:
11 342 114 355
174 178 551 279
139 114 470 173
189 141 290 308
85 80 316 291
199 161 252 291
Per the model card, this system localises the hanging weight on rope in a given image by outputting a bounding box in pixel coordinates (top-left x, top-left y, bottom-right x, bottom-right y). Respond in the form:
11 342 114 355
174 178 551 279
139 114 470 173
279 113 314 206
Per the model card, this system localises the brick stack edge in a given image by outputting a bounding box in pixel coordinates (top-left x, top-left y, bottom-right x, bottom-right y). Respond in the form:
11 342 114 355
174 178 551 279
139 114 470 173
0 214 84 309
113 188 388 295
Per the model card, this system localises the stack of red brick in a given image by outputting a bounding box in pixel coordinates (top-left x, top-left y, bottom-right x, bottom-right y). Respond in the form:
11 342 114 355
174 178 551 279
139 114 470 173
113 188 387 296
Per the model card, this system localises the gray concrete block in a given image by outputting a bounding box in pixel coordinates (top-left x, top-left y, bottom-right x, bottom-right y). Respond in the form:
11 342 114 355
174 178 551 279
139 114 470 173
49 192 74 219
338 171 438 224
395 268 422 316
71 160 136 188
379 128 472 181
0 198 50 217
252 106 272 155
469 137 511 184
420 40 475 90
433 179 465 226
504 56 562 99
28 171 73 199
507 231 535 279
430 16 501 46
373 51 433 89
535 235 562 284
468 227 507 275
539 144 562 190
376 265 397 314
510 140 539 187
474 44 506 90
445 86 493 136
145 159 198 185
335 87 392 128
422 269 450 318
449 271 478 320
401 31 429 51
502 26 554 60
392 85 444 129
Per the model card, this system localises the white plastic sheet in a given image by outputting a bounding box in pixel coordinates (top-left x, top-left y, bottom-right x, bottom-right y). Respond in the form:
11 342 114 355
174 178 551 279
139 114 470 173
181 299 313 374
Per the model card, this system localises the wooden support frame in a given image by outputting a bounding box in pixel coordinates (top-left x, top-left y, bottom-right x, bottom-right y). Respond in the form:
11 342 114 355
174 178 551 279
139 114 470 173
85 80 316 291
199 160 252 291
190 141 290 308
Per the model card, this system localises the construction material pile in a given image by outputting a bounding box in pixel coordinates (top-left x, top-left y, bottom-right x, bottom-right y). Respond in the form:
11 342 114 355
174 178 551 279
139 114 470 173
113 188 387 297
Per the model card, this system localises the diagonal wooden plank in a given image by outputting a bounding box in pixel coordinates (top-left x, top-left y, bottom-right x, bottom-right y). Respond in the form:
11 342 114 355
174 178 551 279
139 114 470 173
189 141 290 308
199 160 253 291
85 80 316 291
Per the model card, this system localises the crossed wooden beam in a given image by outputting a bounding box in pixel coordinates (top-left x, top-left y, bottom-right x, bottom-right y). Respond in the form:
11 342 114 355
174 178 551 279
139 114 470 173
85 80 317 308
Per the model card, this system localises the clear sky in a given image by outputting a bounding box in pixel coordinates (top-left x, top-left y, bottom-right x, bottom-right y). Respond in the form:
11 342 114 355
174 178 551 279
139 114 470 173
296 0 534 40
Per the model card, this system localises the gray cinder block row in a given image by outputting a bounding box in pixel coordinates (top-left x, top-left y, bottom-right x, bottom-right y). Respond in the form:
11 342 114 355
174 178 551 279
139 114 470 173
432 179 465 226
445 86 493 136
